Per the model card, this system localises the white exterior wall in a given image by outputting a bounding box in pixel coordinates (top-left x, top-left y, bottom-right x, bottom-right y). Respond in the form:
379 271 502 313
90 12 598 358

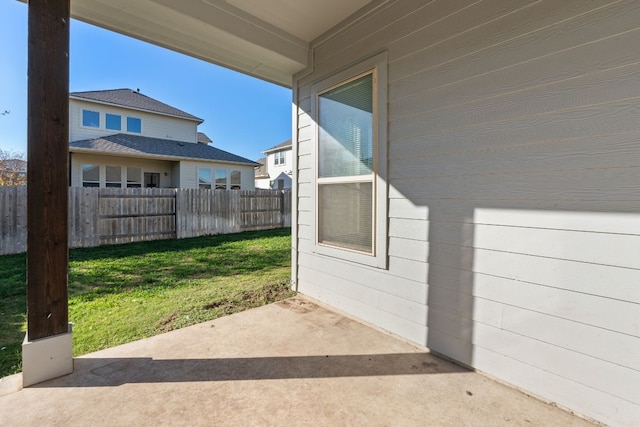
255 176 271 190
267 148 292 185
69 99 199 143
293 1 640 425
180 160 256 190
70 153 175 188
72 154 255 190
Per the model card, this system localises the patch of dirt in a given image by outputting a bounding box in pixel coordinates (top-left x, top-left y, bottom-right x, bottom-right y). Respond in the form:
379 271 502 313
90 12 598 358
277 297 318 314
159 312 179 332
202 282 295 314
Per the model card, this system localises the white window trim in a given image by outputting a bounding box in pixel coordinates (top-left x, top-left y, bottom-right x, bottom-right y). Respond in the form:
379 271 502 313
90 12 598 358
215 168 228 190
105 165 123 188
105 113 122 131
310 52 388 269
126 116 143 134
230 170 242 190
198 167 212 189
81 163 100 187
274 151 286 166
81 109 100 129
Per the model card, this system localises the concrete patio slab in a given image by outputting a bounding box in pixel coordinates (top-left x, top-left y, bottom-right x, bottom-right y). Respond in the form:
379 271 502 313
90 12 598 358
0 296 595 426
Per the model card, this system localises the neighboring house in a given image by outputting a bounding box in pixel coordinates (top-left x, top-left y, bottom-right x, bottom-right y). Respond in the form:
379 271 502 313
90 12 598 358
254 139 292 190
253 158 270 189
68 89 257 190
36 2 640 425
0 158 27 186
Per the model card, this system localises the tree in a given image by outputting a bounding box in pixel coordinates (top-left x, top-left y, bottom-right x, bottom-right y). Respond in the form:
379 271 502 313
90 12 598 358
0 148 27 186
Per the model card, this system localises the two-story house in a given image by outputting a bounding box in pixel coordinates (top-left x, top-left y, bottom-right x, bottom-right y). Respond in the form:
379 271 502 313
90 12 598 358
69 89 257 189
254 139 292 190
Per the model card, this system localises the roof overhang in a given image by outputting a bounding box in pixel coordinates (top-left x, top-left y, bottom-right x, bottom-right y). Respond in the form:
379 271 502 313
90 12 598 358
69 146 259 167
69 95 204 124
38 0 375 87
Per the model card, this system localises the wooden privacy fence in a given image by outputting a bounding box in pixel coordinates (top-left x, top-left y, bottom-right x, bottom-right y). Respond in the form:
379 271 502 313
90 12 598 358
0 187 291 255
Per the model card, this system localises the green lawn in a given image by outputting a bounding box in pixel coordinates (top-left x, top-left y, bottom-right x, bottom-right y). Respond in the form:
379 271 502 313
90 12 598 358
0 228 293 378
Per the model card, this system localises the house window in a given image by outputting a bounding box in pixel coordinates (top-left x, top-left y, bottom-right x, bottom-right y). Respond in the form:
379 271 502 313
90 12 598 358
274 151 285 166
215 169 227 190
82 164 100 187
82 110 100 128
127 167 142 188
198 168 212 189
144 172 160 188
312 52 388 268
127 117 142 133
105 165 122 188
106 113 122 131
230 170 241 190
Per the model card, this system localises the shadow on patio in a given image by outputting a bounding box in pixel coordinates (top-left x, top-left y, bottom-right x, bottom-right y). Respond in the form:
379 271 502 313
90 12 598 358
0 297 593 426
47 352 461 388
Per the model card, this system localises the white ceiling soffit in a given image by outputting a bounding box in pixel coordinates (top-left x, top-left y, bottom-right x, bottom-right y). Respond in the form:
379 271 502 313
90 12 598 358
223 0 374 42
63 0 372 87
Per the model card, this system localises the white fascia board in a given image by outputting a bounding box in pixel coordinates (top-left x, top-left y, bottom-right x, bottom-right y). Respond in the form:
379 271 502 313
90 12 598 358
69 147 258 167
69 97 204 124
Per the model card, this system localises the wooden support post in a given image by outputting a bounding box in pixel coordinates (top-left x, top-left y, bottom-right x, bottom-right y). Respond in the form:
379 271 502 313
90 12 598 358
27 0 70 341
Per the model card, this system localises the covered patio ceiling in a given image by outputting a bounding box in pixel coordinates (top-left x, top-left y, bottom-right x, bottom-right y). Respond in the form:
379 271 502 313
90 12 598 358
63 0 376 87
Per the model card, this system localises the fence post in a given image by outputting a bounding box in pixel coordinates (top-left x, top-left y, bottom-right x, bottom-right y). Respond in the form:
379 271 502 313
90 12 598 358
280 190 285 228
174 188 179 239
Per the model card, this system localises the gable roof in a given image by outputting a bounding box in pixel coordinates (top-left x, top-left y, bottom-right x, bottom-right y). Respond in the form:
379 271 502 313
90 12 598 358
197 132 213 145
254 157 269 178
70 134 257 166
263 139 292 154
70 89 204 123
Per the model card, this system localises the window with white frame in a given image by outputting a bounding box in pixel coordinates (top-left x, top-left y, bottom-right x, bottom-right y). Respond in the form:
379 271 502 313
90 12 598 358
127 117 142 133
82 110 100 128
312 53 388 268
274 151 286 166
198 168 212 189
82 164 100 187
106 113 122 131
105 165 122 188
230 170 241 190
127 167 142 188
215 169 227 189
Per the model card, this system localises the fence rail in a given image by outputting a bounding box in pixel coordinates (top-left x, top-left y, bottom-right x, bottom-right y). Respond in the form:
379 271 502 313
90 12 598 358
0 187 291 255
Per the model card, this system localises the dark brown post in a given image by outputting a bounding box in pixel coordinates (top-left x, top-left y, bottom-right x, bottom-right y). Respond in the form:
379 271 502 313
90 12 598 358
27 0 70 340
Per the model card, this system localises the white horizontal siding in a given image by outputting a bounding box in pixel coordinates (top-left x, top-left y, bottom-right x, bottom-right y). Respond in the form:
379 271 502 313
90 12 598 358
293 1 640 425
70 153 174 188
69 99 198 143
178 162 197 189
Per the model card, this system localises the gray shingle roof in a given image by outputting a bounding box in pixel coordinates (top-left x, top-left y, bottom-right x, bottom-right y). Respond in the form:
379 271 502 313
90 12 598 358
70 134 257 166
263 139 292 154
70 89 203 123
197 132 212 144
254 157 268 178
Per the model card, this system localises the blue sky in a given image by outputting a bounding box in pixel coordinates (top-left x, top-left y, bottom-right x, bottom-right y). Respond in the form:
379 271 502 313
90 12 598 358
0 1 292 162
